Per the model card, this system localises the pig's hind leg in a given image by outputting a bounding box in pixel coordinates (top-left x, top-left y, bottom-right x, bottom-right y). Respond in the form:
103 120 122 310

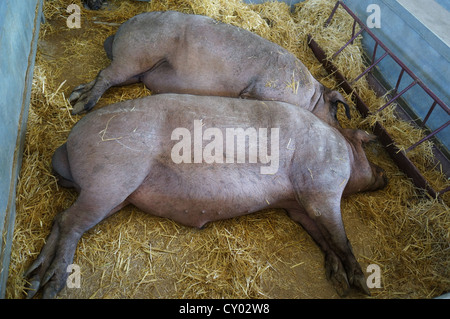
289 194 370 296
287 206 351 297
24 192 128 298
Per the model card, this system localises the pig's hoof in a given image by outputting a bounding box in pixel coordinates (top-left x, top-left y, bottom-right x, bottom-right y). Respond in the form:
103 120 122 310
69 81 97 114
25 272 66 299
27 278 58 299
69 83 92 104
71 101 87 115
324 252 350 297
69 85 89 114
71 99 97 115
24 256 68 299
349 269 371 296
26 279 41 299
68 86 84 103
42 283 60 299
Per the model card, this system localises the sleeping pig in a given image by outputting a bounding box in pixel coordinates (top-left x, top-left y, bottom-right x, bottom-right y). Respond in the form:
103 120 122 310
25 94 386 298
69 11 351 128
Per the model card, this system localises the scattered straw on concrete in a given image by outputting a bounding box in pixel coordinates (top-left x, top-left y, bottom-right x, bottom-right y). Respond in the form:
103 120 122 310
6 0 449 299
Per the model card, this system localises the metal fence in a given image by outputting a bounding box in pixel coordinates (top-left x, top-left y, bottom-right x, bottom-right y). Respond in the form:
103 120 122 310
308 0 449 198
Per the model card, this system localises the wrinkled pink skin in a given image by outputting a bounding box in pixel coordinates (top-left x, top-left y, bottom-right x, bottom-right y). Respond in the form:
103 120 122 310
25 94 387 298
69 11 350 128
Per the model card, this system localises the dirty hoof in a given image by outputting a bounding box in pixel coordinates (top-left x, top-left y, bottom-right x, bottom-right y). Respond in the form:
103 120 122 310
25 259 69 299
324 252 350 297
26 279 41 299
68 84 86 104
68 81 96 114
24 233 71 299
71 101 89 115
70 94 98 115
349 269 371 296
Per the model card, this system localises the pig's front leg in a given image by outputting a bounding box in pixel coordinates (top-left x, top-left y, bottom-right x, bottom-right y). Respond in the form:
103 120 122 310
68 61 144 114
24 192 127 298
68 80 96 107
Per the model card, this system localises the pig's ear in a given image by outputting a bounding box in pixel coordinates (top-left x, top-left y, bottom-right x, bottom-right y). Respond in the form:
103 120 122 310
356 130 377 144
326 90 351 119
343 129 377 146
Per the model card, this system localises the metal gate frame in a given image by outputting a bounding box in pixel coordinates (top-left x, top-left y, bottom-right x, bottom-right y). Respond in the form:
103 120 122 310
307 0 450 198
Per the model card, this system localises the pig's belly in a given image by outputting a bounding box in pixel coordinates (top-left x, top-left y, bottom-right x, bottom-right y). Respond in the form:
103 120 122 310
141 62 246 97
126 164 295 228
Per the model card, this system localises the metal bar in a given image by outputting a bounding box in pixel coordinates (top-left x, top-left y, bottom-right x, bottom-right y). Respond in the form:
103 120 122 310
366 70 450 177
377 80 417 112
330 1 450 116
350 19 357 44
307 36 441 198
351 51 388 84
372 122 437 197
422 101 437 127
313 1 450 197
324 0 340 27
394 69 405 93
406 120 450 152
331 28 364 59
308 35 369 114
371 42 379 65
